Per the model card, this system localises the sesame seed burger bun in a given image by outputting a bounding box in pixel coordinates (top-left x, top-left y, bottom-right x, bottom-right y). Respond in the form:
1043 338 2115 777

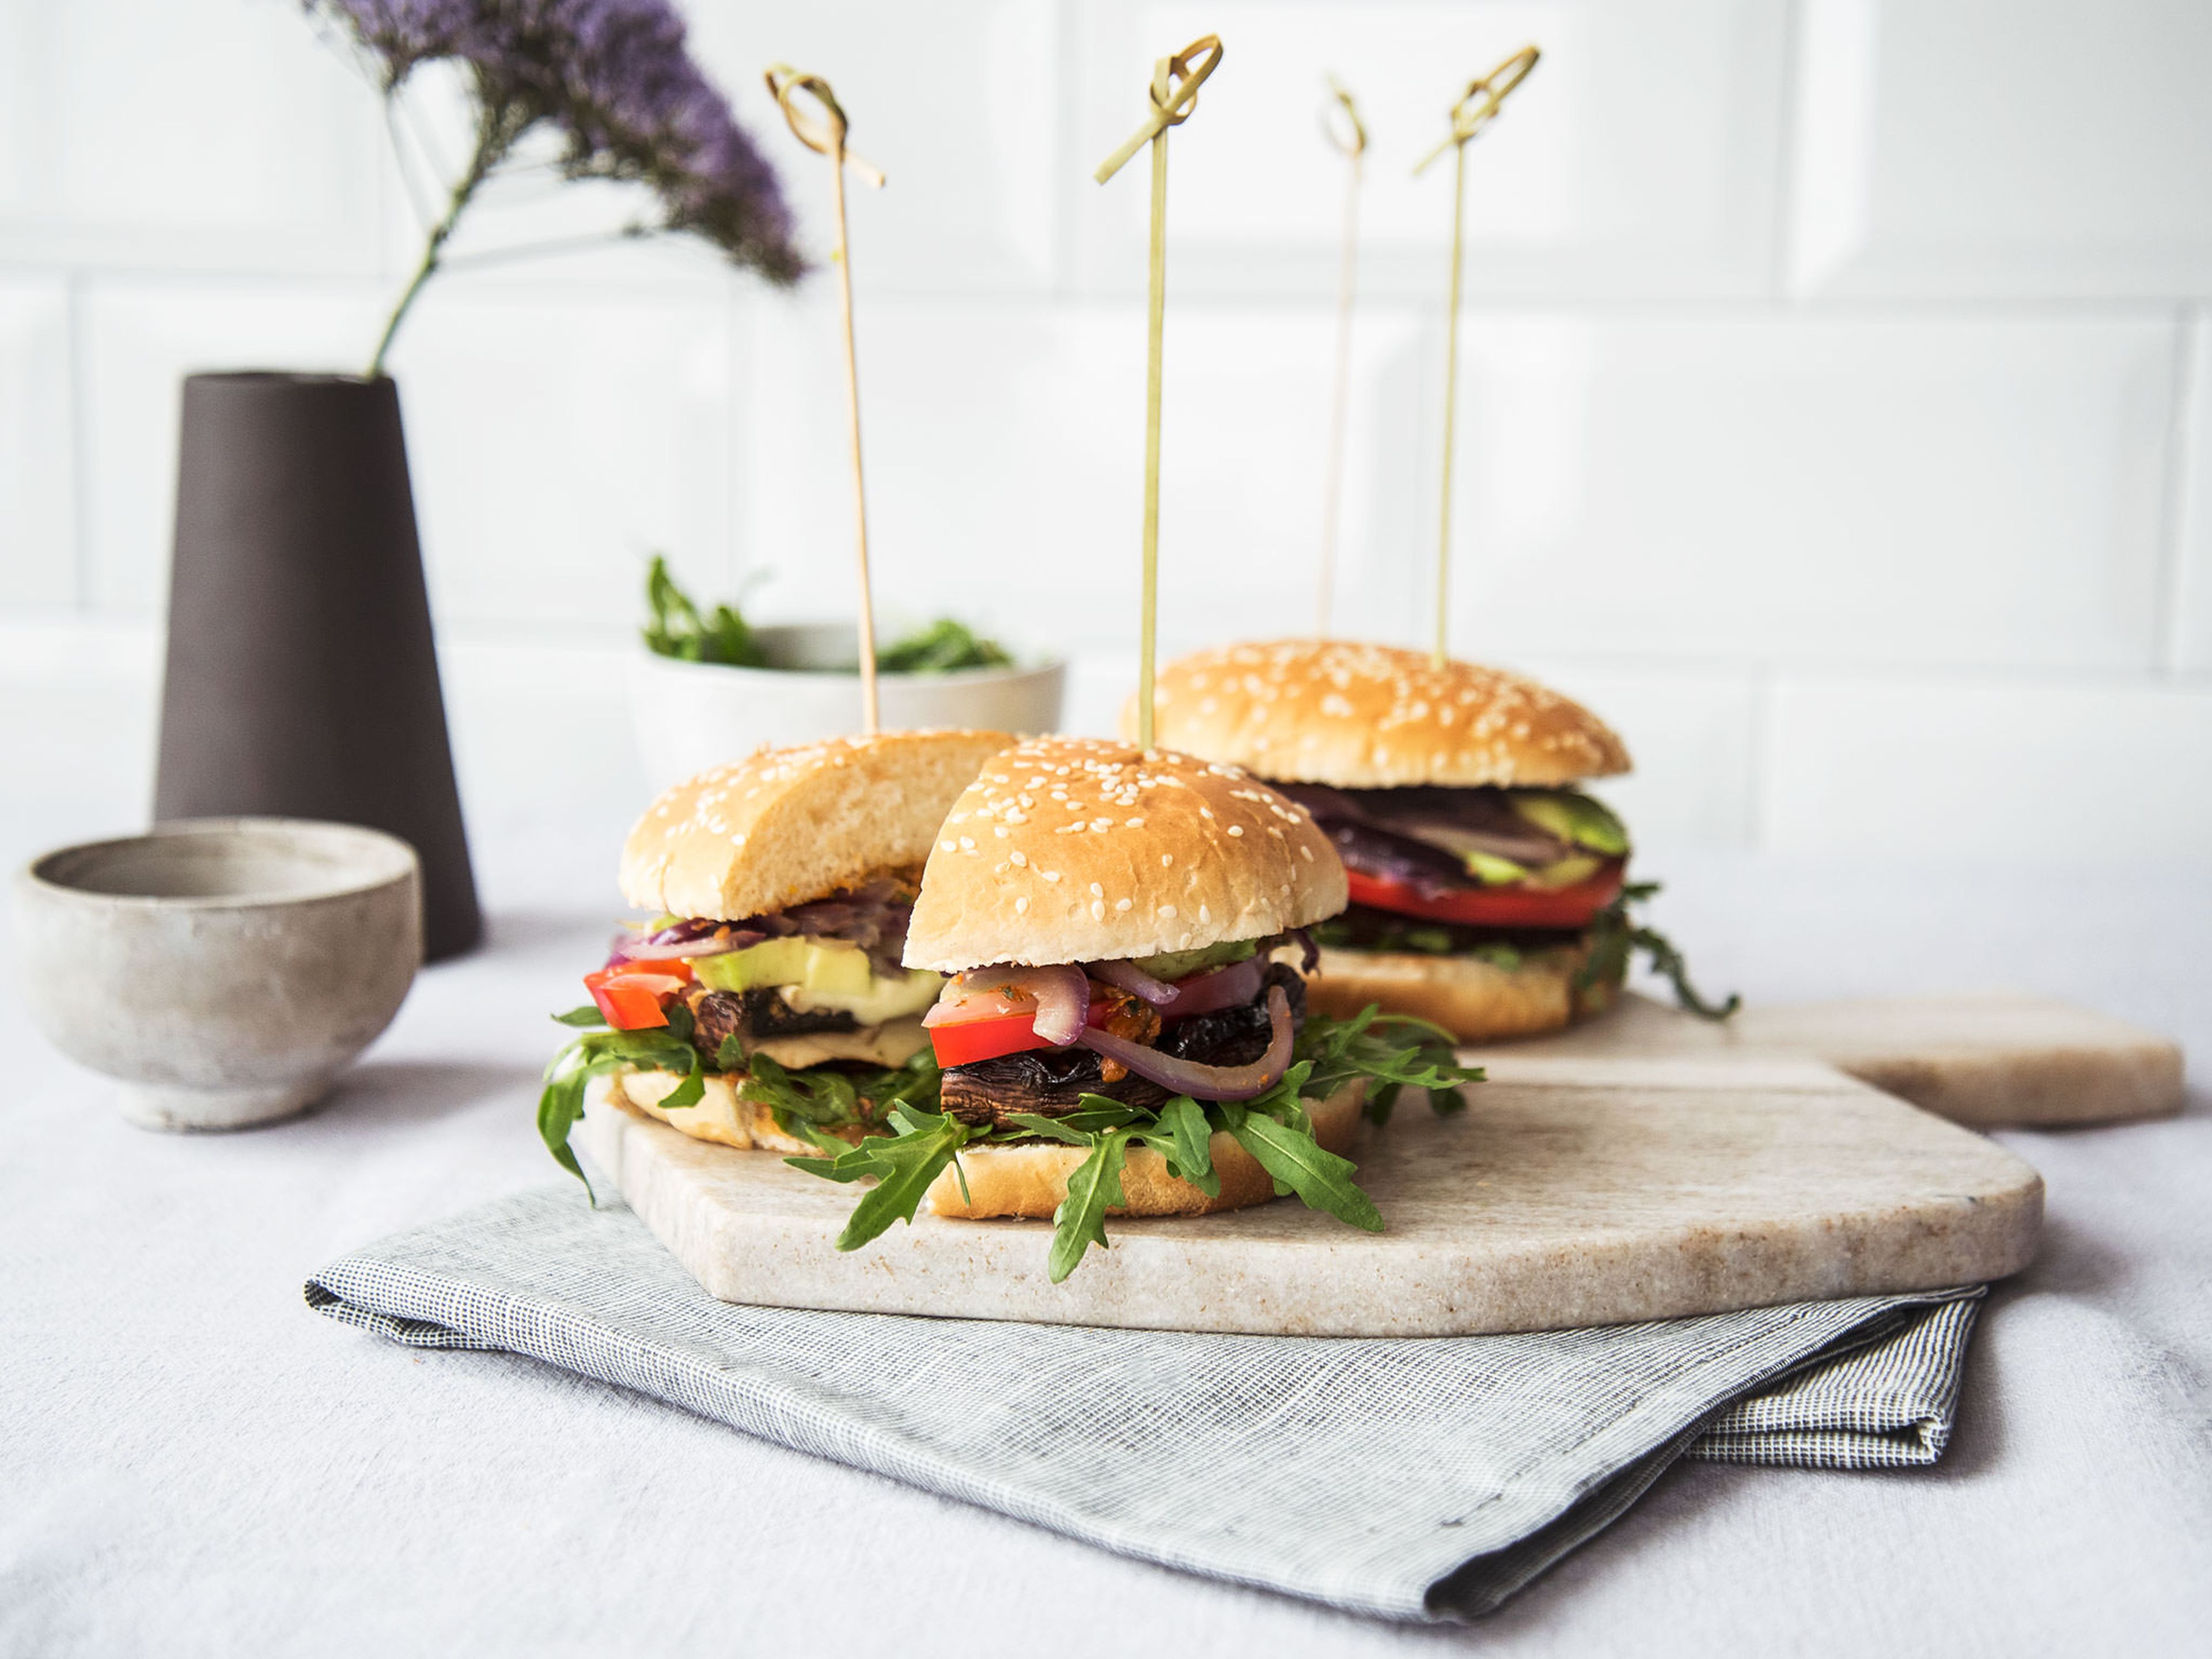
1305 940 1621 1043
902 736 1348 974
923 1080 1366 1219
619 729 1014 921
1128 638 1630 788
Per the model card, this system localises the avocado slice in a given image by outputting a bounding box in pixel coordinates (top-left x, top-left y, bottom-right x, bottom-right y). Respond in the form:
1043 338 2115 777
1131 938 1259 982
1463 850 1532 887
785 966 944 1024
1508 790 1629 857
1528 853 1604 889
693 937 875 997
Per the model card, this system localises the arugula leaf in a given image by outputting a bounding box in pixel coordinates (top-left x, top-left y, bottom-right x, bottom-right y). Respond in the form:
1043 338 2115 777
1048 1128 1131 1283
740 1053 858 1126
1226 1113 1384 1233
659 1051 706 1111
1579 880 1740 1021
876 616 1016 674
1296 1006 1482 1116
999 1113 1100 1147
552 1005 605 1027
537 1018 706 1192
644 557 1010 676
1054 1096 1144 1134
642 554 768 667
787 1110 972 1251
1142 1094 1219 1197
536 1059 608 1201
1365 1081 1403 1127
738 1046 944 1146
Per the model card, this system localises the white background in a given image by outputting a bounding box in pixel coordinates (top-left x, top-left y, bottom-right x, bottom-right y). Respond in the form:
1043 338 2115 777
5 10 2211 1650
3 0 2211 892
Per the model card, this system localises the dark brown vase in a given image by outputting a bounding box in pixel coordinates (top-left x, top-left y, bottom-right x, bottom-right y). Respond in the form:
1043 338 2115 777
155 372 481 960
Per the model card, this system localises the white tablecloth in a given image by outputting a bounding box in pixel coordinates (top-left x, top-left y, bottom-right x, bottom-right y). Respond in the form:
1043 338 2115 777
4 834 2209 1656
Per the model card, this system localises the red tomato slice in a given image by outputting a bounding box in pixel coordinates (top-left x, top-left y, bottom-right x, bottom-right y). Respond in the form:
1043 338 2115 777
928 1010 1050 1067
1344 865 1625 931
925 997 1118 1067
586 972 682 1030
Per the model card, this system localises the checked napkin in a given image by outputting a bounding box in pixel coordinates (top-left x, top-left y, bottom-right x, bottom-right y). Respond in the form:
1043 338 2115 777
307 1187 1980 1622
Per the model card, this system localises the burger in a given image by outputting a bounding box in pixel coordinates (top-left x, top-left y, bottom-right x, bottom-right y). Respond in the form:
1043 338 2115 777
536 729 1014 1184
792 735 1482 1281
1130 639 1735 1042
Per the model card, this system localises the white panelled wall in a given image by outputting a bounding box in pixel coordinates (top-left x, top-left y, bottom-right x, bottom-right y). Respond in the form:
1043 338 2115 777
3 0 2209 897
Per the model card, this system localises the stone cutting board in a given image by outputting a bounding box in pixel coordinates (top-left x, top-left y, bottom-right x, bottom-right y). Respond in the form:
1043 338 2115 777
1486 991 2186 1127
577 1055 2041 1338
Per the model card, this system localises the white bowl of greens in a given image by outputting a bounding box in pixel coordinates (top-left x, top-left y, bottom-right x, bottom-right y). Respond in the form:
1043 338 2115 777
630 561 1064 791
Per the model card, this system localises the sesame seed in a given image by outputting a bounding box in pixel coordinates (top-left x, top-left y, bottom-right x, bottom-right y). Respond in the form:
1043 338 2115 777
1015 896 1029 914
1091 900 1105 920
1010 850 1027 868
1115 897 1132 911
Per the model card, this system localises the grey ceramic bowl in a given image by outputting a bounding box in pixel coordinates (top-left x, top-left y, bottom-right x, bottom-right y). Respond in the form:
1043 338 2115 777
13 818 422 1130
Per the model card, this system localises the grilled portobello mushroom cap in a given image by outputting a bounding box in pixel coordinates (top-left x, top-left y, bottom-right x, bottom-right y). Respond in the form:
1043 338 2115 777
688 988 859 1062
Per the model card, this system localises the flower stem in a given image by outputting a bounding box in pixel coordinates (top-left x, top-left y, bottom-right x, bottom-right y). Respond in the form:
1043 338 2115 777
365 101 516 381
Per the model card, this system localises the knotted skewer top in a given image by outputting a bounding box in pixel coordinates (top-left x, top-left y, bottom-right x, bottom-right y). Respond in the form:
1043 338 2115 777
1094 35 1225 183
1320 74 1367 160
1414 45 1539 175
766 64 886 188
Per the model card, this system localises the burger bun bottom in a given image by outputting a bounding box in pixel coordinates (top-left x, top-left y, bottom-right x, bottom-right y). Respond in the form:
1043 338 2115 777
1304 940 1619 1043
925 1081 1368 1221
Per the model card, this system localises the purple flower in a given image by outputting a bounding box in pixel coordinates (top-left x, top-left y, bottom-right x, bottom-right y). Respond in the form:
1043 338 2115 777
311 0 804 320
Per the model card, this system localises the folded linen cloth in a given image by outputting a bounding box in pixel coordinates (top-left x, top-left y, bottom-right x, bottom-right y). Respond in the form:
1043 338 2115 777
305 1187 1982 1622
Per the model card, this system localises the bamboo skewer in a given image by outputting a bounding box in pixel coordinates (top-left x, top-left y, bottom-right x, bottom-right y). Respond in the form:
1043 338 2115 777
1316 77 1366 637
1414 46 1539 669
768 65 888 734
1095 35 1222 753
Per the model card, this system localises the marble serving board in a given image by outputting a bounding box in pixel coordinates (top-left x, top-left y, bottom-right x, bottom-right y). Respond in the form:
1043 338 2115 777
1490 991 2186 1127
577 1055 2041 1338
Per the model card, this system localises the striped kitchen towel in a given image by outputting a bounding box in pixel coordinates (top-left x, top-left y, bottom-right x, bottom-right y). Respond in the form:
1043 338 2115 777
306 1187 1982 1622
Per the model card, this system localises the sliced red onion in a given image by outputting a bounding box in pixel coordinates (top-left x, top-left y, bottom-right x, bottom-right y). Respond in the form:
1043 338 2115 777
1154 956 1266 1022
611 933 747 963
1285 927 1319 974
1078 986 1293 1102
1088 958 1177 1006
934 964 1090 1046
1017 964 1090 1046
